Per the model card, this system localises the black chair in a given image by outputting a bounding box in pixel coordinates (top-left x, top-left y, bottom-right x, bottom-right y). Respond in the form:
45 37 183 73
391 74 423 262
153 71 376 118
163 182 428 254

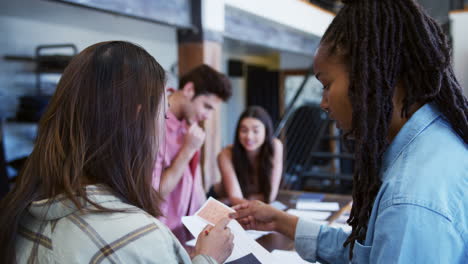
282 103 331 189
282 103 354 193
0 123 10 199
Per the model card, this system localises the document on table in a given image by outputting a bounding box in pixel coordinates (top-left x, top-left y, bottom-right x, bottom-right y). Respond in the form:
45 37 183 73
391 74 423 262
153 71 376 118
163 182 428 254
270 200 288 211
185 230 272 247
297 193 325 202
225 253 261 264
287 209 331 221
246 230 272 240
271 250 319 264
182 197 276 263
296 201 340 211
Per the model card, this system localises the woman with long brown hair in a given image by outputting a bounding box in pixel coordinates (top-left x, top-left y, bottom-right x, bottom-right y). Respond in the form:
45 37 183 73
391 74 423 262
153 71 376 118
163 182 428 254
0 41 233 264
214 106 283 205
231 0 467 263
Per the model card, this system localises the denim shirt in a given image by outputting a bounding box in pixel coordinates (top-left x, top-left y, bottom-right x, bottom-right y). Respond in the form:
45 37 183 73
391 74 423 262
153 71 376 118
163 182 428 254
295 103 468 263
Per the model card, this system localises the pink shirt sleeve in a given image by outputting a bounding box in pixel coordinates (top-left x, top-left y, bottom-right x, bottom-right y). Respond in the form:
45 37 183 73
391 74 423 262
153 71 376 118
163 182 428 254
152 148 167 191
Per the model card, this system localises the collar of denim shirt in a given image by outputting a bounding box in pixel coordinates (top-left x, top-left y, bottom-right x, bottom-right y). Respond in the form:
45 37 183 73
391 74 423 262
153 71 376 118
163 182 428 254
380 103 441 181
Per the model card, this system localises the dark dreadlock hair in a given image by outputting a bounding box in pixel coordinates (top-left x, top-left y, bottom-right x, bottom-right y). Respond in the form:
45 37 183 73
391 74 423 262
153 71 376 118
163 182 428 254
320 0 468 259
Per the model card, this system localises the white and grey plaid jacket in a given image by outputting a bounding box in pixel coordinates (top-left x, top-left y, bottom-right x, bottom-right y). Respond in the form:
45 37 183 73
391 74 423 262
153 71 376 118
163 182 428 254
16 185 217 264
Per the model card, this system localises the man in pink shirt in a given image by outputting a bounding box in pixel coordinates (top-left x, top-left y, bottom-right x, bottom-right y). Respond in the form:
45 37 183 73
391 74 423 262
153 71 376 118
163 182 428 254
152 64 231 238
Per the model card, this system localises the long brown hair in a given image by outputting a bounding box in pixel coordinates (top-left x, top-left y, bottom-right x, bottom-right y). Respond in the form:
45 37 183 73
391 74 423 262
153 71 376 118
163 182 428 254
232 106 275 202
0 41 166 263
321 0 468 258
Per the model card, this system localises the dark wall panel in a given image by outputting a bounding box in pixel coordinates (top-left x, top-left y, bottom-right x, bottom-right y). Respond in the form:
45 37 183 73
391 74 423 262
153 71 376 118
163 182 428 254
246 65 280 126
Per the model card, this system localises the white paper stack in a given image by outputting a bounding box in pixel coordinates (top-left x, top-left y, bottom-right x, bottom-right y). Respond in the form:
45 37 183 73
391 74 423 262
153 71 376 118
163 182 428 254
246 230 272 240
286 209 331 222
185 230 272 247
271 250 319 264
296 201 340 211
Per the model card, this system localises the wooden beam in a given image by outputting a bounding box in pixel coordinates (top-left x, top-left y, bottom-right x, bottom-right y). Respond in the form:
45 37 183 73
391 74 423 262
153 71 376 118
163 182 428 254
178 41 223 191
224 6 321 56
178 0 224 190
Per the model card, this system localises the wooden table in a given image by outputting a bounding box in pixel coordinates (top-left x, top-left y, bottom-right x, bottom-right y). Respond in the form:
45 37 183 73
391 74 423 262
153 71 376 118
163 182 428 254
181 190 352 254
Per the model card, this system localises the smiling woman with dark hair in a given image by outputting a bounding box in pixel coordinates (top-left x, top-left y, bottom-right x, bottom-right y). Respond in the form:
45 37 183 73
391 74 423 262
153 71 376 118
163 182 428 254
0 41 233 264
231 0 468 263
214 106 283 205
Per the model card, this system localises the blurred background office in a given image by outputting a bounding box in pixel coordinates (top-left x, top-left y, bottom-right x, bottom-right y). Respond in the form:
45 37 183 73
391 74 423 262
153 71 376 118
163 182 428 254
1 0 467 199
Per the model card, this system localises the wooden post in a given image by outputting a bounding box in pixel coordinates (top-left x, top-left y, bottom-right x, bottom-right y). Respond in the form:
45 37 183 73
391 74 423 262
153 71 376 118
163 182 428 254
177 0 224 191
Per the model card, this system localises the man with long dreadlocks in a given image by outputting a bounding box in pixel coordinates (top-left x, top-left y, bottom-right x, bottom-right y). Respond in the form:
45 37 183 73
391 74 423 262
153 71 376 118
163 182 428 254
230 0 468 263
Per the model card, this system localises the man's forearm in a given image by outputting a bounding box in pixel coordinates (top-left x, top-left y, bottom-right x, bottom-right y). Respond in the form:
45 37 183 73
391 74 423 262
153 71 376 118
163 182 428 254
160 146 196 197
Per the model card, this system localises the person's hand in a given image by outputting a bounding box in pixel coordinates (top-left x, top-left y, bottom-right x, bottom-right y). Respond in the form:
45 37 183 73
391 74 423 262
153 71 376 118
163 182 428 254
183 123 205 152
230 200 299 239
194 218 234 264
229 200 281 231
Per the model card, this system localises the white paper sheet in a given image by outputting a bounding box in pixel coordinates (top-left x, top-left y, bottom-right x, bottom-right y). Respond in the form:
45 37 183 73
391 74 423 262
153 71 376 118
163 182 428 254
271 250 319 264
185 230 272 247
182 198 276 263
182 214 209 236
296 201 340 211
185 238 197 247
246 230 272 240
287 209 331 221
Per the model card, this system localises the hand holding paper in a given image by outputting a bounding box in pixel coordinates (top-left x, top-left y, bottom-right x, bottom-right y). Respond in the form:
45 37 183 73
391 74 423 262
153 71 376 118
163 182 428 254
183 197 276 263
194 218 234 264
231 200 299 241
231 200 279 231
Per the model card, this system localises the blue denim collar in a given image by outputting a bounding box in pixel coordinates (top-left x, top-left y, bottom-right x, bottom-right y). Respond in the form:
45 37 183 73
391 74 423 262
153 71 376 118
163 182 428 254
380 103 441 181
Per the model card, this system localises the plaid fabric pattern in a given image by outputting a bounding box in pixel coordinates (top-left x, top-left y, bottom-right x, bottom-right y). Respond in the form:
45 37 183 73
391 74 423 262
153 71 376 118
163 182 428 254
16 185 217 264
